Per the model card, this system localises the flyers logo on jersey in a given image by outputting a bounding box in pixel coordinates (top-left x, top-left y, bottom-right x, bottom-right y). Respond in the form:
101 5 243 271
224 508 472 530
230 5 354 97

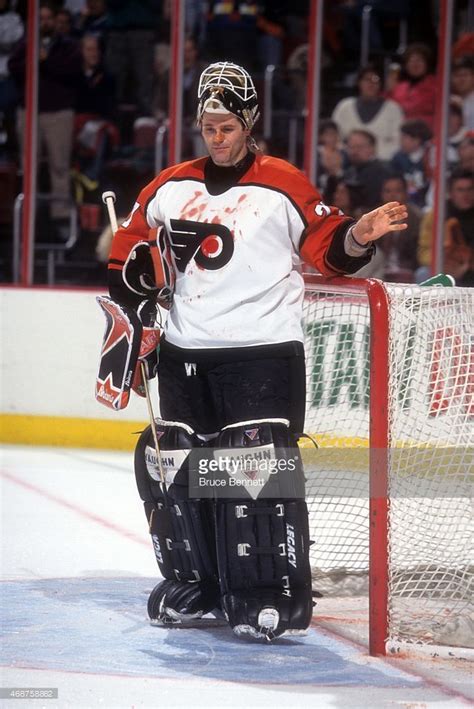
169 219 234 272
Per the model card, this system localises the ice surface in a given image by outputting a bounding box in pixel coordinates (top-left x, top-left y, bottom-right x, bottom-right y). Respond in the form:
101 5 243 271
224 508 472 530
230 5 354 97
1 445 471 709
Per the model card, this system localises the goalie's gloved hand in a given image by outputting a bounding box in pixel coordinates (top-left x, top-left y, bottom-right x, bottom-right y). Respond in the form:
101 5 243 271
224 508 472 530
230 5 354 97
108 236 174 311
124 242 161 297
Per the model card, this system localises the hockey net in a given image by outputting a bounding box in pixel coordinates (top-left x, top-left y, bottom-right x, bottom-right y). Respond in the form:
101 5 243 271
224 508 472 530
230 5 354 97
302 276 473 655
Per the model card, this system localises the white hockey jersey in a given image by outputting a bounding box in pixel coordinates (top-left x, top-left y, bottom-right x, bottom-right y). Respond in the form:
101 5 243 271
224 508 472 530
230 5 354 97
109 153 360 353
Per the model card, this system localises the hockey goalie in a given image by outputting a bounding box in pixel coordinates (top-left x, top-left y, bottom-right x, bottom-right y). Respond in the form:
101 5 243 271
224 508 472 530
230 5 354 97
98 61 407 640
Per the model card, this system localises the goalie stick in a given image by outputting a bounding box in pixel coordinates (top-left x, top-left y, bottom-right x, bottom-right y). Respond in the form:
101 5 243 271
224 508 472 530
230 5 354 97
100 190 165 482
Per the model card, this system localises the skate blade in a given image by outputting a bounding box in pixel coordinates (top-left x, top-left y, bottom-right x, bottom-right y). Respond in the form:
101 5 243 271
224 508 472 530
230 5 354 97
150 608 227 629
232 624 309 642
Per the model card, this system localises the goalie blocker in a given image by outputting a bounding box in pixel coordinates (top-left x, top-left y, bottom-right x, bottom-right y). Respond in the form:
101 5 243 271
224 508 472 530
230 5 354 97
96 237 173 410
95 296 162 409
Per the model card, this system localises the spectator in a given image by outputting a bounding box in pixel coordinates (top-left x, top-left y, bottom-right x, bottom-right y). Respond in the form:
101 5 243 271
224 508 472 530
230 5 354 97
204 1 260 71
447 99 468 169
424 113 471 212
104 0 160 117
185 1 207 51
75 0 108 41
153 34 207 158
284 0 308 50
417 169 474 286
343 129 391 209
154 35 205 124
55 7 74 38
323 176 354 216
451 55 474 130
390 119 432 208
76 34 115 120
73 34 118 184
332 65 404 161
256 1 286 70
285 42 308 113
316 119 346 194
386 43 437 131
63 0 85 13
8 1 82 232
377 175 421 282
452 32 474 61
154 0 171 70
458 131 474 172
0 0 23 161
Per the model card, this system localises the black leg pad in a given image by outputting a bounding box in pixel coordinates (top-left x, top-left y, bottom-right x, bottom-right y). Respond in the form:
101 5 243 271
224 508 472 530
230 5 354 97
213 420 314 640
134 422 219 622
216 498 313 638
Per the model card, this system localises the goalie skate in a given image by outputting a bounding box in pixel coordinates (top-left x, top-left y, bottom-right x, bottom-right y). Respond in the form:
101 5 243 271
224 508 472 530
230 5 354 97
233 609 309 641
148 579 226 628
149 602 226 629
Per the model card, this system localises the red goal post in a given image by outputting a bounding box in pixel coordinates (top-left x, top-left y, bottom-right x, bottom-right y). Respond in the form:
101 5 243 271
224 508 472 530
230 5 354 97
301 275 473 657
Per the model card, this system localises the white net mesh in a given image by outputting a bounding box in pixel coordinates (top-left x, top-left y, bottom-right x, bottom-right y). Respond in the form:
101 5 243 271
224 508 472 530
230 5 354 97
302 279 473 649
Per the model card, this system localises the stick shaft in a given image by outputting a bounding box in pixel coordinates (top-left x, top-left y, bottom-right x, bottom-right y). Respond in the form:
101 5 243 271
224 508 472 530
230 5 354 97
104 197 118 234
140 361 165 482
101 191 164 483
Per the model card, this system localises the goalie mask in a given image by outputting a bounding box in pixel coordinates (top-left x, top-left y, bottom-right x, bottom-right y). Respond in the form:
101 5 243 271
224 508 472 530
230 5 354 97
197 62 260 131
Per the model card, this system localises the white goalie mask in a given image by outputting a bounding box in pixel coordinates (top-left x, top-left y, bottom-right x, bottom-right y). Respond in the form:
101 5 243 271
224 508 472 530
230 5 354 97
197 62 260 131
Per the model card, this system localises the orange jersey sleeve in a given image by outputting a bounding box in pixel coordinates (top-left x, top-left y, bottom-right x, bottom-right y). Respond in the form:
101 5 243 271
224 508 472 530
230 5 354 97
246 156 369 276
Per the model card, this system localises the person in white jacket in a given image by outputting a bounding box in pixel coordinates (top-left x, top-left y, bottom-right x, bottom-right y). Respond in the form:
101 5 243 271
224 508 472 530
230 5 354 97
332 64 404 161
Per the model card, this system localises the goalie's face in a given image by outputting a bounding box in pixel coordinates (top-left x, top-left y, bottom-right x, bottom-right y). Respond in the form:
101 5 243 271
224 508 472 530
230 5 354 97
201 112 249 167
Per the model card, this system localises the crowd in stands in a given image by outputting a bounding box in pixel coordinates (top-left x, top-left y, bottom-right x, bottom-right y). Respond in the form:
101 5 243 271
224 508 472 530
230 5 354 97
0 0 472 287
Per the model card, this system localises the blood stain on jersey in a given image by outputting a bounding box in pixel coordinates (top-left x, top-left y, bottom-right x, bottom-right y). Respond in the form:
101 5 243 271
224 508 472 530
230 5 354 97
180 190 203 217
186 202 207 219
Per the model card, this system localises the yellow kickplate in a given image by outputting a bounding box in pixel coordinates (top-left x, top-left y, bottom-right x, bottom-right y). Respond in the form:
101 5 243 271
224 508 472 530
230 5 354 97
0 413 148 451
